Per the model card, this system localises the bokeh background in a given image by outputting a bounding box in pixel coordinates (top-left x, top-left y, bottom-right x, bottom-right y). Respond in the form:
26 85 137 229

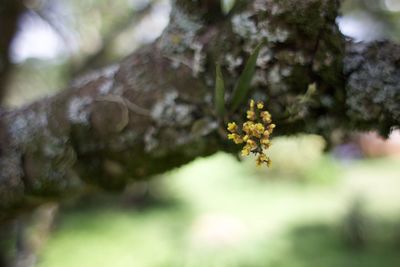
2 0 400 266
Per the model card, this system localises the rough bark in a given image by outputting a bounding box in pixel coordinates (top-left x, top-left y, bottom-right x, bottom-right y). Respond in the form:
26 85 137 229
345 41 400 136
0 0 399 221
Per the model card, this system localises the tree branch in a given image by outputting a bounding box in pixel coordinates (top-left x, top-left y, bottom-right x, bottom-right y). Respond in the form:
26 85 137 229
0 0 399 221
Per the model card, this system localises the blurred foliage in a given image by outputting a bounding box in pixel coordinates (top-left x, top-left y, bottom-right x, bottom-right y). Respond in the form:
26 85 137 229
5 0 163 107
5 60 69 106
246 134 338 183
341 0 400 41
221 0 236 14
36 152 400 267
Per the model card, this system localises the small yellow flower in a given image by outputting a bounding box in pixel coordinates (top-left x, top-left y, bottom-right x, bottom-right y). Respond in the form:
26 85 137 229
267 159 271 167
246 110 256 120
260 111 271 123
242 121 253 135
246 139 257 150
241 144 251 156
227 122 238 133
254 123 265 137
267 124 276 134
227 99 275 167
256 154 271 167
228 133 243 144
261 137 270 146
250 99 255 109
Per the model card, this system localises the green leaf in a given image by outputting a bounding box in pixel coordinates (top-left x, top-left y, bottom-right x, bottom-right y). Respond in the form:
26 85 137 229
215 63 226 117
230 43 263 111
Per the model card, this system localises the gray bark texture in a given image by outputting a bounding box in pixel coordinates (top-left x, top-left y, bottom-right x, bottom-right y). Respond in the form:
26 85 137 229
0 0 399 221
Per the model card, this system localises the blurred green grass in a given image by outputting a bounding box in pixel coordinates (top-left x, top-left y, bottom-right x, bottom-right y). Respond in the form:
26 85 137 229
37 136 400 267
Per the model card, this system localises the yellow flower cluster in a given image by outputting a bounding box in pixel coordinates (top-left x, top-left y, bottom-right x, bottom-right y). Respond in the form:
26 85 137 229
227 100 275 167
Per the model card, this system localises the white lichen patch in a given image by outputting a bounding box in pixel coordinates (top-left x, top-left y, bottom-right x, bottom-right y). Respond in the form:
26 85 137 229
258 21 289 43
281 66 292 77
254 1 268 11
295 52 307 65
8 109 48 145
254 0 283 15
191 118 218 138
172 6 202 35
225 54 243 73
151 90 194 127
270 4 283 15
231 12 258 39
190 42 206 77
151 90 178 120
98 79 114 95
170 58 181 69
256 47 273 68
109 130 139 151
144 127 159 152
9 115 28 141
42 135 69 158
102 64 120 77
160 7 203 54
72 64 119 88
268 65 282 84
174 104 194 126
231 10 289 52
68 96 93 124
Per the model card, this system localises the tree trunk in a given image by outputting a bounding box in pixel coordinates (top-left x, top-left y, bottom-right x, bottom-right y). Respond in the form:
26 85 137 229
0 0 24 102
